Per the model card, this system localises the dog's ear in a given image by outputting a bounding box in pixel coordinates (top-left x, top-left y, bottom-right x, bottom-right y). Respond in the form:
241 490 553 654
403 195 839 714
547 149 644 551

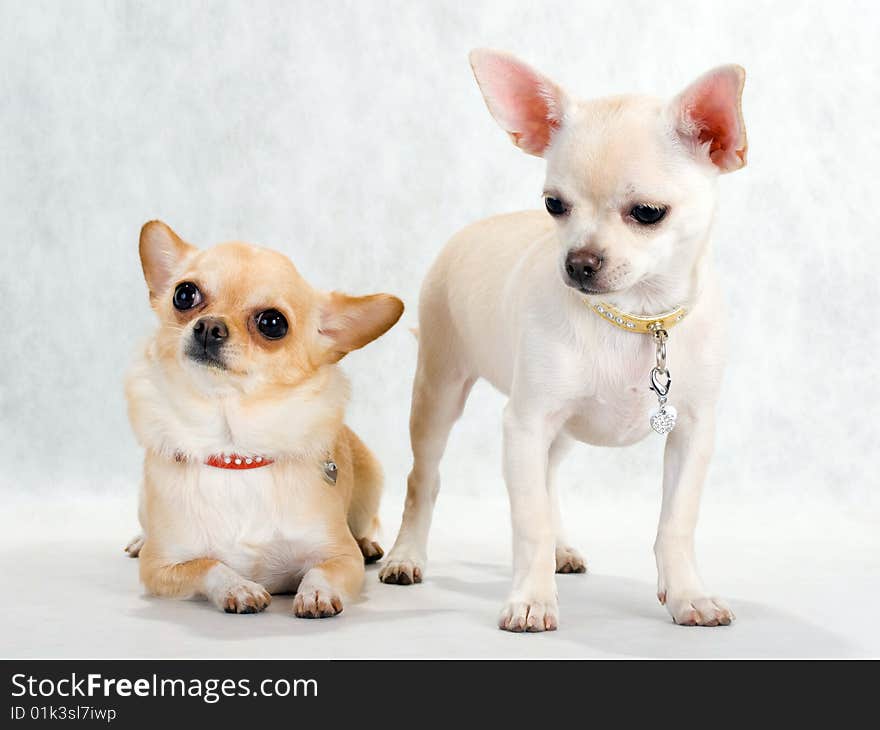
469 49 568 157
317 292 404 364
669 65 747 173
139 220 197 303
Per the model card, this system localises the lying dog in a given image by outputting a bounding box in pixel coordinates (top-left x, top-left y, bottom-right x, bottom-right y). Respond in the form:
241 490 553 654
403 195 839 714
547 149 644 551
126 221 403 617
380 50 748 631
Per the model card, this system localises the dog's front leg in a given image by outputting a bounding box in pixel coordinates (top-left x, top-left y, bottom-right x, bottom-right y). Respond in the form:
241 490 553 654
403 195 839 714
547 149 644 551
140 552 271 614
294 543 364 619
655 410 734 626
498 401 560 632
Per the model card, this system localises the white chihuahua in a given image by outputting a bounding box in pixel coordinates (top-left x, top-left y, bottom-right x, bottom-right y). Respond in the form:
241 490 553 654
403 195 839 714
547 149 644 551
379 50 747 631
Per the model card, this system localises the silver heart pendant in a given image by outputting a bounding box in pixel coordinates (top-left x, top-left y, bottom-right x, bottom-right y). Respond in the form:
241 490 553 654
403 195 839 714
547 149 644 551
650 404 677 435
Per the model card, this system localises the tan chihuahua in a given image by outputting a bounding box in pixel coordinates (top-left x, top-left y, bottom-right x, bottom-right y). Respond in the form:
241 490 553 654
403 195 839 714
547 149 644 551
125 221 403 617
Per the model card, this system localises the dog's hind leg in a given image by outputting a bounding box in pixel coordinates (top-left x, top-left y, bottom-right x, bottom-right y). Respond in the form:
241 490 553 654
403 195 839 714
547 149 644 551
379 334 474 585
124 534 145 557
124 494 147 557
345 427 386 564
547 434 587 574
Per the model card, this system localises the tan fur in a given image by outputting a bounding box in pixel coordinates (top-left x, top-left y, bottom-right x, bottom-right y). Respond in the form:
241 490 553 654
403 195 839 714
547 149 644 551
128 221 402 617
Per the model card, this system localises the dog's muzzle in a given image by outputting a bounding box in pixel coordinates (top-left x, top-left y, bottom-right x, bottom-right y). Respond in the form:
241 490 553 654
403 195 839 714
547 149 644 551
186 316 228 368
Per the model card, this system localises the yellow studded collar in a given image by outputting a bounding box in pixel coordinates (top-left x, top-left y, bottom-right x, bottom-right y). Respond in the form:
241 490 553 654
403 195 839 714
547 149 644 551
591 301 687 334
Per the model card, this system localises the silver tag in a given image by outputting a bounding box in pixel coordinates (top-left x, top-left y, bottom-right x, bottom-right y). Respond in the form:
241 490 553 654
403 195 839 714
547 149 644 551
650 404 677 435
648 328 676 435
322 459 338 485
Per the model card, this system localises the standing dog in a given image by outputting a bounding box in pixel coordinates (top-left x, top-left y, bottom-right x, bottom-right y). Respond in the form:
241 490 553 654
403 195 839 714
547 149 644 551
380 50 747 631
126 221 403 617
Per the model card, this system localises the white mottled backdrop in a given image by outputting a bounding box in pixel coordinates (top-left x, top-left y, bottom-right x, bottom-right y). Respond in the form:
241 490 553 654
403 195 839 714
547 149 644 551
1 1 877 658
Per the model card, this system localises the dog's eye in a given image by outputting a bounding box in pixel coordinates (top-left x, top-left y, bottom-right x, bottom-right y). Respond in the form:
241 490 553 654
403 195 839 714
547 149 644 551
173 282 202 310
544 196 568 217
630 204 667 225
256 309 288 340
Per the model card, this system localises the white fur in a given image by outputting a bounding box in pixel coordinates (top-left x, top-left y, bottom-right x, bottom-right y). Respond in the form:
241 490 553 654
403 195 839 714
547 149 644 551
381 54 744 630
203 563 271 611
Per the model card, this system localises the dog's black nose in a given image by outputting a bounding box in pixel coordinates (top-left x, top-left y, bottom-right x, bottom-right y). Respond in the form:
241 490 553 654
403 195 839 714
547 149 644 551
565 248 603 286
193 317 228 350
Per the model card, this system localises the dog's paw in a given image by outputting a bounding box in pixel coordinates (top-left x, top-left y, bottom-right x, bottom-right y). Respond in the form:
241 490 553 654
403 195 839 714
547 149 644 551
293 588 343 619
378 556 423 585
212 580 272 614
357 537 384 564
124 534 144 558
659 591 734 627
498 596 559 633
555 545 587 574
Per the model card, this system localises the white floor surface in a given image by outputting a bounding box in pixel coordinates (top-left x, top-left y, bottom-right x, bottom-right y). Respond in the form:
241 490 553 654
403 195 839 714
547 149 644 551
2 492 877 659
